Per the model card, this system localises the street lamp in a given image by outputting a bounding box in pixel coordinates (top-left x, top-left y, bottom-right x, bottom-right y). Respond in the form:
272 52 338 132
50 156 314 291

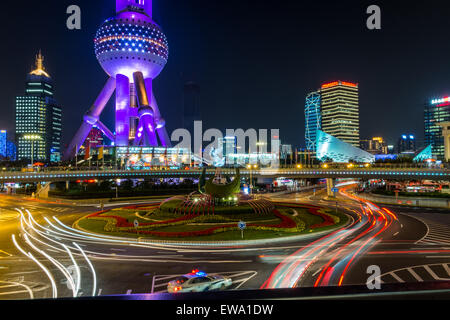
24 135 42 167
247 164 258 195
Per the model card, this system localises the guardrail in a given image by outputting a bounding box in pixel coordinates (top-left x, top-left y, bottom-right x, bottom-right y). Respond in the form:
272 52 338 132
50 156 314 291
357 192 450 209
0 167 449 183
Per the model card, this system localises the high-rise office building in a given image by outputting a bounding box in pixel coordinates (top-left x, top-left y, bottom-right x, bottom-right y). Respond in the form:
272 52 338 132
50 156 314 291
305 91 321 151
425 96 450 160
15 51 62 162
281 144 293 160
218 136 237 165
183 82 201 139
397 134 416 154
320 81 360 147
360 137 388 155
6 141 17 161
0 130 6 158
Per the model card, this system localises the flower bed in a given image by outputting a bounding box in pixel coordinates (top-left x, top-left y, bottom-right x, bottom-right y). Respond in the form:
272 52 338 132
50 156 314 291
86 208 301 237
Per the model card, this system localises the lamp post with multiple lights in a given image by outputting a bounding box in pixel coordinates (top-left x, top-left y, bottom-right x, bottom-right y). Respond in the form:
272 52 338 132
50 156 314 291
246 164 258 195
24 135 42 167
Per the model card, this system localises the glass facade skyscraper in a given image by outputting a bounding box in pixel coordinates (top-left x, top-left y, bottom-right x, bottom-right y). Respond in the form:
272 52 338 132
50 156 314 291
320 81 360 147
305 91 321 151
425 97 450 160
15 52 62 162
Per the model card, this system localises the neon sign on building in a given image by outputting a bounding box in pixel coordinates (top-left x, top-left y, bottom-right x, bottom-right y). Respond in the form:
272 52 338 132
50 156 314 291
431 97 450 105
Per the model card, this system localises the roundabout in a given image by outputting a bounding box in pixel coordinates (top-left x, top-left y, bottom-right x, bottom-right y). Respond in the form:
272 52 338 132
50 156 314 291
74 168 349 244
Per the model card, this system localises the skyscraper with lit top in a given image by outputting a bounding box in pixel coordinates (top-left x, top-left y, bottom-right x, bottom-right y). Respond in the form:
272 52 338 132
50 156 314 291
15 52 62 162
320 81 360 147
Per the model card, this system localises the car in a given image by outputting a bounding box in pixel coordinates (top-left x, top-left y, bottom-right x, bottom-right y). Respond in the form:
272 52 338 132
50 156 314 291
167 269 233 293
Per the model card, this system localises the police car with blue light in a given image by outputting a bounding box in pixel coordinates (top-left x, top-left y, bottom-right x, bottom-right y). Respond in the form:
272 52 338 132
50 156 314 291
167 269 233 293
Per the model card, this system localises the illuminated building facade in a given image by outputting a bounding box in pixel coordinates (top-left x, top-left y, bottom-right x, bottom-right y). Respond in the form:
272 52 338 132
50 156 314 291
413 144 433 162
15 52 62 162
218 136 237 166
320 81 360 147
425 97 450 160
0 130 6 158
280 144 293 160
316 130 374 163
64 0 171 160
6 141 17 161
360 137 388 155
116 146 190 168
397 134 416 154
305 91 321 151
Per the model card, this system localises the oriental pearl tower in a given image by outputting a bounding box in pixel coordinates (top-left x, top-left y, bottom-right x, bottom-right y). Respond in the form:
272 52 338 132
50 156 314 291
64 0 171 160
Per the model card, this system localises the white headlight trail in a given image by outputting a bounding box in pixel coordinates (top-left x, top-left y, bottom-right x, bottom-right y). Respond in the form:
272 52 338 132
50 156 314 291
23 234 77 297
11 234 58 299
61 244 81 296
73 242 97 297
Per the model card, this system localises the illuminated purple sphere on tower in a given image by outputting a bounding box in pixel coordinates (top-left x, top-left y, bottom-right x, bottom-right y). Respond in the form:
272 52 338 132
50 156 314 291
94 6 169 81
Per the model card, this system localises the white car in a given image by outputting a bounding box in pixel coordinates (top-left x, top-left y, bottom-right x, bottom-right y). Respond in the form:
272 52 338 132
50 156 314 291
167 270 232 293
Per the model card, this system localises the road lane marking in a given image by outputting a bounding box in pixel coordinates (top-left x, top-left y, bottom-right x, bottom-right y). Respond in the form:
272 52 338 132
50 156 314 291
423 265 441 280
407 268 423 282
388 272 404 283
443 264 450 277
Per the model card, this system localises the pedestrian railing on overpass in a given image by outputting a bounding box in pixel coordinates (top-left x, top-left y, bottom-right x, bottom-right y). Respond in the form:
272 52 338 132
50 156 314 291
0 167 449 183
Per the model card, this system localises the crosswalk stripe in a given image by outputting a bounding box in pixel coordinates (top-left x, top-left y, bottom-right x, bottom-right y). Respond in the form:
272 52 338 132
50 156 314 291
443 264 450 277
423 265 441 280
389 272 404 283
407 268 423 282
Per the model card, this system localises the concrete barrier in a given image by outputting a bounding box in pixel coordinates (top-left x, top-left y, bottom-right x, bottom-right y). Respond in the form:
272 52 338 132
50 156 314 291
357 192 450 209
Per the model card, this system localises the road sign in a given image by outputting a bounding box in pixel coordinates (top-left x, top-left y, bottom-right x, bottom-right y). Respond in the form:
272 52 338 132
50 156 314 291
238 221 246 239
332 187 339 193
134 219 139 228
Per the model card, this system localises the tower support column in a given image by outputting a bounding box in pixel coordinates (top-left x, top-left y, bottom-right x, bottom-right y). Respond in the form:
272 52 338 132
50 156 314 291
63 77 116 160
116 74 130 146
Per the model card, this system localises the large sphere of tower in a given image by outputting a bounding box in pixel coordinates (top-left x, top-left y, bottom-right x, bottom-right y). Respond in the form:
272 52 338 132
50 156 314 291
94 10 169 81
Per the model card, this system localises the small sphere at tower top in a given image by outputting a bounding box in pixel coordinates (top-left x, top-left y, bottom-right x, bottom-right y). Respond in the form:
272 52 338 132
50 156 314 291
94 12 169 81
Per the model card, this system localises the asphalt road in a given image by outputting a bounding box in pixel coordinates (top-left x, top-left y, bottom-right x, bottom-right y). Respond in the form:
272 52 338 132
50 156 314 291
0 188 449 300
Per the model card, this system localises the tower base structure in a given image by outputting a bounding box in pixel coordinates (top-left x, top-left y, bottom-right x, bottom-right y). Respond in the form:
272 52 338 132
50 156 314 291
63 72 171 161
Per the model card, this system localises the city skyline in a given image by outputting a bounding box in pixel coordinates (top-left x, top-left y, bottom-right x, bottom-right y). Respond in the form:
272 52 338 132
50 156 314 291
0 0 450 306
1 1 450 150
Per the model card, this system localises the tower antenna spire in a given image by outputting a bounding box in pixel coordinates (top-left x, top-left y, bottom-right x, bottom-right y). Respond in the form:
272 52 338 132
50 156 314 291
30 50 50 78
116 0 152 17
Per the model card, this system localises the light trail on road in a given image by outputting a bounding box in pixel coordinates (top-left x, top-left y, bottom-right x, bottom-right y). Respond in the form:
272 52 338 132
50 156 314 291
262 184 401 289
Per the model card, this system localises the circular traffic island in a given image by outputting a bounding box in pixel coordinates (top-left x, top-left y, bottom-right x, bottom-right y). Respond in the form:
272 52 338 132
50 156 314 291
74 197 348 242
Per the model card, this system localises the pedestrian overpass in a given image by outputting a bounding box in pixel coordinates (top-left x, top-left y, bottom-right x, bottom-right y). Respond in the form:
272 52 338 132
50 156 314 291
0 167 448 183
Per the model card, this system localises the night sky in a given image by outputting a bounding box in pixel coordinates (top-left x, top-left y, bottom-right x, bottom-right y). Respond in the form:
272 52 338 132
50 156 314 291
1 0 450 150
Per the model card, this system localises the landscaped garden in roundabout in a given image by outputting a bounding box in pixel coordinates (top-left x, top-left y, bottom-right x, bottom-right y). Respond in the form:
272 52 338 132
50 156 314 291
74 168 349 242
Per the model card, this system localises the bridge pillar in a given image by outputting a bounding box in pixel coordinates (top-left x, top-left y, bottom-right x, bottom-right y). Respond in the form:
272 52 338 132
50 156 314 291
326 178 335 197
66 181 70 191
